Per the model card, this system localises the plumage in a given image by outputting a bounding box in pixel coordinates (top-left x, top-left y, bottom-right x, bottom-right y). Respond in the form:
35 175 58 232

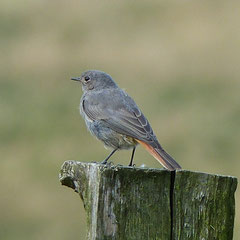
81 88 157 147
72 70 182 170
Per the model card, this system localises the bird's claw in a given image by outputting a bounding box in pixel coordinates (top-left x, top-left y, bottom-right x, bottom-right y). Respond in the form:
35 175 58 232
101 160 108 164
129 163 136 167
101 160 114 167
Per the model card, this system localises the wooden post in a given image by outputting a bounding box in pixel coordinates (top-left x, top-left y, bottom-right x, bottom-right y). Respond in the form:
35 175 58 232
59 161 237 240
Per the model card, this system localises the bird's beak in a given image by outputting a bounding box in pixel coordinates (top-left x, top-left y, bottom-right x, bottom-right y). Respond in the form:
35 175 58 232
71 77 81 82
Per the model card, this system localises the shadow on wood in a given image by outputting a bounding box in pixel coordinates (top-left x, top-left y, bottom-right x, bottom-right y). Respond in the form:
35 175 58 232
59 161 237 240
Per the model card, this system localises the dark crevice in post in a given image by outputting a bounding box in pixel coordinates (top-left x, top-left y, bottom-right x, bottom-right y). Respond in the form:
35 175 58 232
60 162 237 239
170 170 176 240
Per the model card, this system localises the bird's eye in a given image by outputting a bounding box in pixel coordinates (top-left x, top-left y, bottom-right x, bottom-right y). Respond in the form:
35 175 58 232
84 76 90 82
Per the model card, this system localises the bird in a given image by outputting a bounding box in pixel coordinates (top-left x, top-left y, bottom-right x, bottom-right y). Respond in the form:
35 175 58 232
71 70 181 171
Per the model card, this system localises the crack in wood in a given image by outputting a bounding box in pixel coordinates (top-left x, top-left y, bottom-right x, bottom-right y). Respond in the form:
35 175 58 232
59 161 237 240
170 170 176 240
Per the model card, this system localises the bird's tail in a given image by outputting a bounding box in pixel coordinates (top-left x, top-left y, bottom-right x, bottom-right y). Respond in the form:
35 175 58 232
136 140 181 171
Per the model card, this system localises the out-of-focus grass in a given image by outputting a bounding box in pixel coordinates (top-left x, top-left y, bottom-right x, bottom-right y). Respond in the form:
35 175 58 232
0 1 239 239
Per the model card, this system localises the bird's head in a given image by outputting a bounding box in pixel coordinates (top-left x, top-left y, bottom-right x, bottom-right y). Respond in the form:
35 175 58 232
71 70 118 92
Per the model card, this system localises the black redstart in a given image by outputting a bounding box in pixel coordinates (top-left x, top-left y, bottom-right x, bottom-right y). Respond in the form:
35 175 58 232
71 70 181 171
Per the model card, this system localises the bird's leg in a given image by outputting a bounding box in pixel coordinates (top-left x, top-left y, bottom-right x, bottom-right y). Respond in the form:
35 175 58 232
128 146 136 166
101 148 118 164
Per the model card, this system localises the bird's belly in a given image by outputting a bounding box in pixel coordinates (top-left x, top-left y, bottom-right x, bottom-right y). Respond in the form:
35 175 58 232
87 120 137 149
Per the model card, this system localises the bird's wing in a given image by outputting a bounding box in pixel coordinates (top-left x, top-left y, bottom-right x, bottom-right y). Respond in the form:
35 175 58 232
82 91 159 148
82 90 181 170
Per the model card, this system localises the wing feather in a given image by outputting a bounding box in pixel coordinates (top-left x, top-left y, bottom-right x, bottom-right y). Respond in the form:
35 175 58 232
81 89 181 170
82 95 159 148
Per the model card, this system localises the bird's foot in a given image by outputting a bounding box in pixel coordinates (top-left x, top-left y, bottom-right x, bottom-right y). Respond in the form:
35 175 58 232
128 163 136 167
101 160 114 167
101 159 108 164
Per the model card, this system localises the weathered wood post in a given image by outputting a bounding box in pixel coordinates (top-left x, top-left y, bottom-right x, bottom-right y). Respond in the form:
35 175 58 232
59 161 237 240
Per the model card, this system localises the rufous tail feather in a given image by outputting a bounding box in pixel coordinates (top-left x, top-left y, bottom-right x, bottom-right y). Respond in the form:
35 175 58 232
136 139 181 171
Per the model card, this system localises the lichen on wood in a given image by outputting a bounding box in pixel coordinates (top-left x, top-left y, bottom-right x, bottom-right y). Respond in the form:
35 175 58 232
173 170 237 240
59 161 237 240
60 161 171 239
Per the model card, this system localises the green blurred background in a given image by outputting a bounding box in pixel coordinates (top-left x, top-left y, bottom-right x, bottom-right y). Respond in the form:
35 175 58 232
0 0 239 239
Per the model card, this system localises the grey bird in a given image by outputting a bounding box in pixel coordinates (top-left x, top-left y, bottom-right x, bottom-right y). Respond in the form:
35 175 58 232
71 70 181 171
